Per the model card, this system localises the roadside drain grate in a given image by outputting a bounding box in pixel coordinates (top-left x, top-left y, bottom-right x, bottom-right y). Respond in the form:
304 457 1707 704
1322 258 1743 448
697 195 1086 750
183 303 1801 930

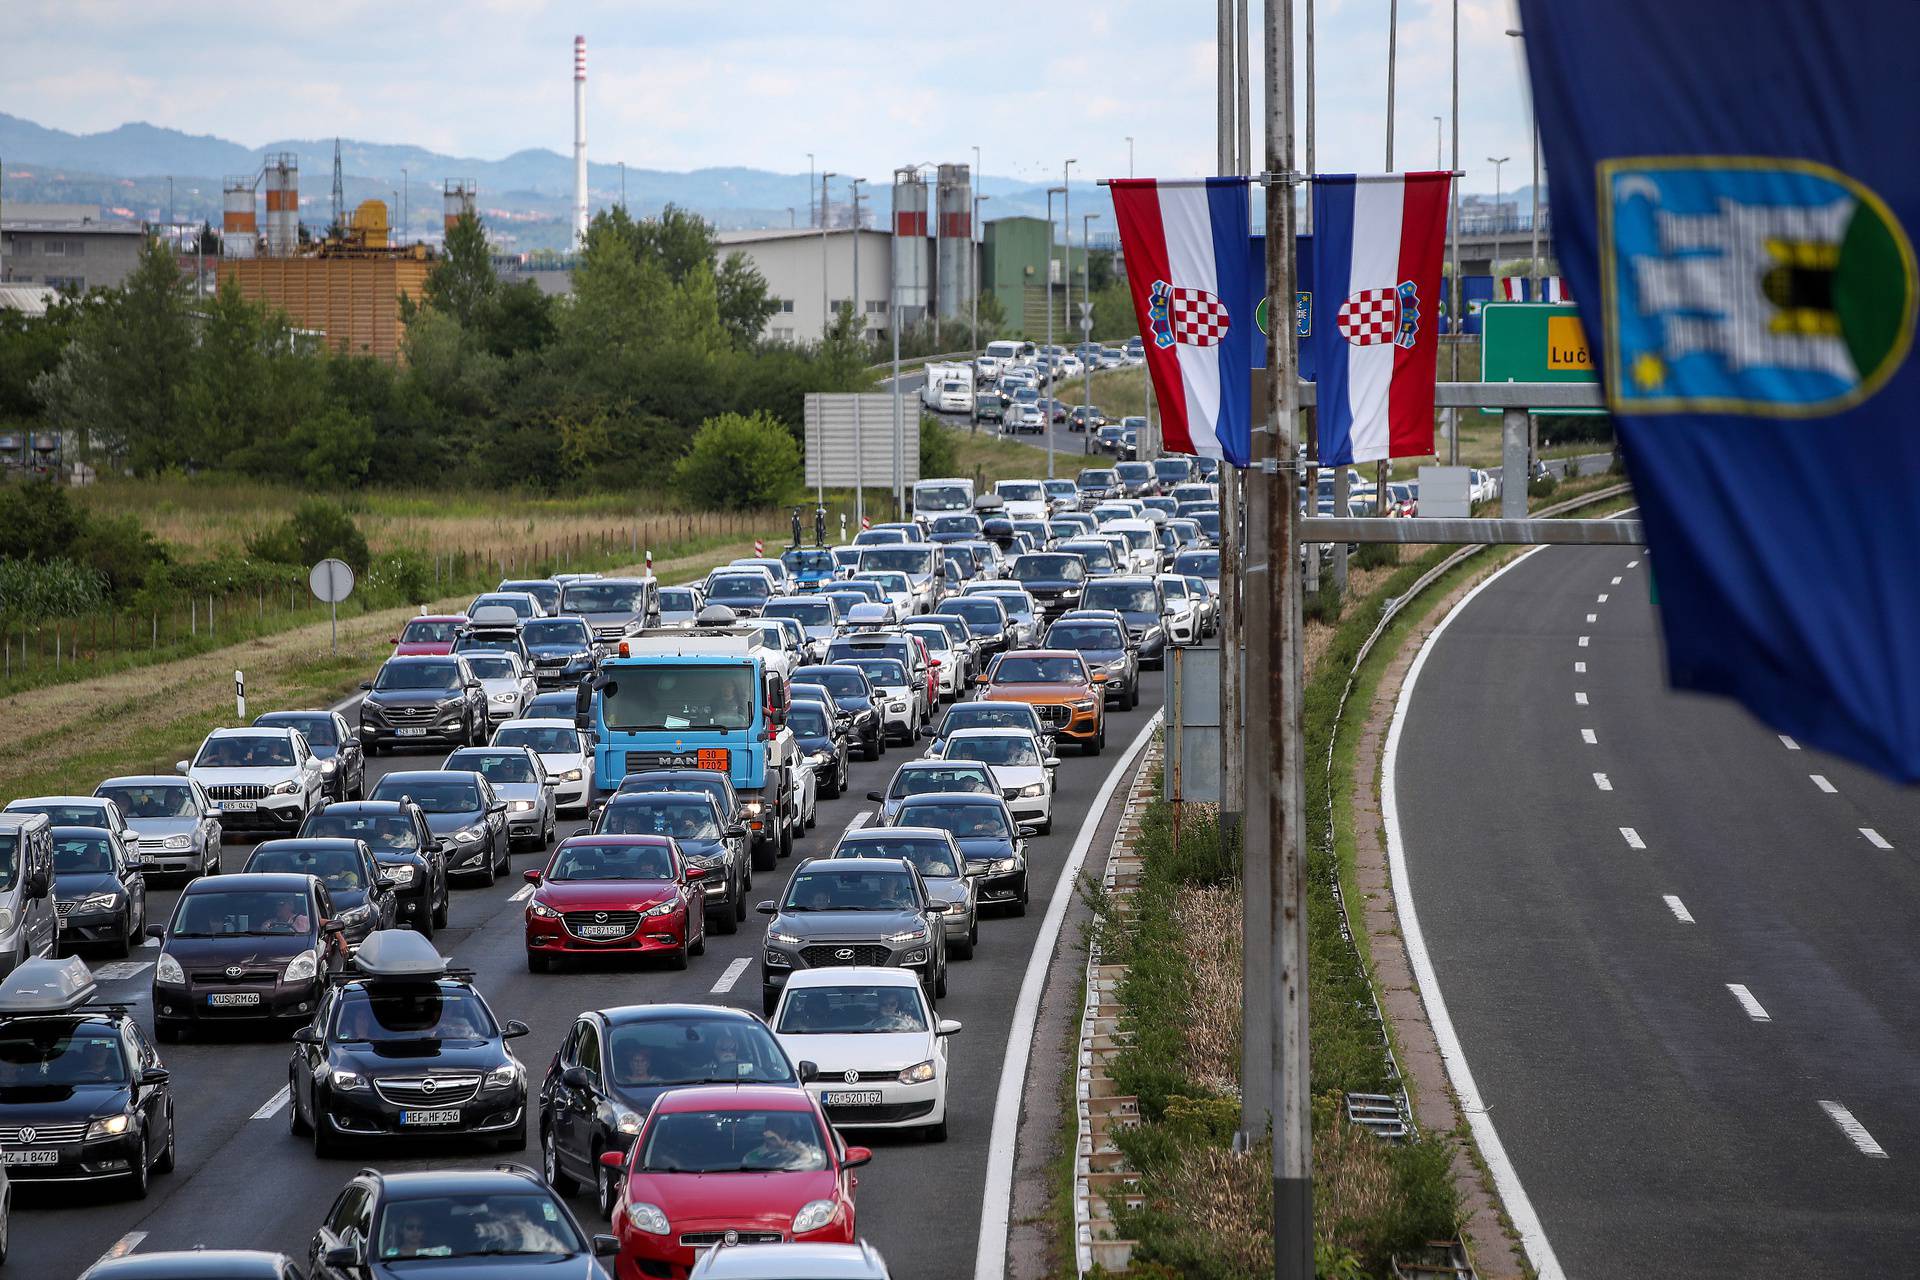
1345 1091 1410 1140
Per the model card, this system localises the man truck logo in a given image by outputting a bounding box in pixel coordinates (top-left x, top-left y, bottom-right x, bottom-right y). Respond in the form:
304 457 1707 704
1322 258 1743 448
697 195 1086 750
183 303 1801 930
1601 157 1916 415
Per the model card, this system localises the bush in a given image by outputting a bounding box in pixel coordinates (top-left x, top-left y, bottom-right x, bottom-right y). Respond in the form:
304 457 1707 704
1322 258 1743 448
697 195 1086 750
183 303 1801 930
1353 541 1400 571
0 480 84 559
365 547 434 605
1303 577 1344 624
671 411 800 511
247 497 372 572
919 417 959 477
72 511 167 601
1528 471 1559 499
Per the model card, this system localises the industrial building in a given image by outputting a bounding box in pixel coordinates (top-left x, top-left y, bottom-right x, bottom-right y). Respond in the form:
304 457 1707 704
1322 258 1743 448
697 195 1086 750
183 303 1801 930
715 226 916 345
0 202 148 293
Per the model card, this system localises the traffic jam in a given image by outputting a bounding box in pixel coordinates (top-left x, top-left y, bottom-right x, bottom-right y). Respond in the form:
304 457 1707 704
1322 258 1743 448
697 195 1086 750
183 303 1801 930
0 462 1220 1280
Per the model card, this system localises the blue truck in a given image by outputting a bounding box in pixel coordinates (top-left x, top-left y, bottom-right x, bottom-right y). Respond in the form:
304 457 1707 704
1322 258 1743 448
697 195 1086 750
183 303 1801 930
575 629 799 872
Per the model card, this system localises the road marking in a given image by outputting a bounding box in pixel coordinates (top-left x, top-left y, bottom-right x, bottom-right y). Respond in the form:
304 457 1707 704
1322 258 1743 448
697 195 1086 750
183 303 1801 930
1810 774 1836 794
508 884 533 902
1597 593 1609 603
92 1233 147 1270
90 961 153 982
1861 827 1893 850
1578 636 1590 647
1383 545 1568 1280
1581 729 1597 745
1574 661 1587 674
1611 576 1622 585
1663 895 1695 924
251 1085 291 1120
710 957 751 995
1574 692 1588 706
1726 984 1771 1022
1819 1100 1889 1158
1586 613 1597 623
141 935 160 947
839 810 873 843
974 712 1161 1280
1620 827 1645 849
1627 559 1640 568
1779 735 1801 750
1593 773 1612 791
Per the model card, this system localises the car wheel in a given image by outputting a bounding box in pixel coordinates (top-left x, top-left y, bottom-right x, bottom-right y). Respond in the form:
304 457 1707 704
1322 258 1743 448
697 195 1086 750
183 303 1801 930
106 909 133 960
364 741 381 758
477 845 497 888
713 883 740 934
543 1124 581 1195
1128 681 1140 710
433 883 450 928
735 875 749 921
762 989 780 1018
751 836 776 874
496 1113 528 1152
289 1076 312 1137
127 1135 150 1199
668 943 689 971
527 950 550 974
414 896 436 939
495 835 510 874
925 1117 949 1143
153 1106 176 1173
778 823 794 861
951 931 975 961
543 808 556 846
935 964 948 1000
154 1019 182 1044
313 1112 343 1158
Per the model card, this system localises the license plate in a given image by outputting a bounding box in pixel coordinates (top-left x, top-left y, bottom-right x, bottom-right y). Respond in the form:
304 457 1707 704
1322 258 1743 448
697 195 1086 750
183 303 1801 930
1 1150 58 1166
696 747 729 771
824 1090 883 1106
223 799 257 812
396 727 429 738
207 991 260 1006
577 924 627 938
401 1108 462 1126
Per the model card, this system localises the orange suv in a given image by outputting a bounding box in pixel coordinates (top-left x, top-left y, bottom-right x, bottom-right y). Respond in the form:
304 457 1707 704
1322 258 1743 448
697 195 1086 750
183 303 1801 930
974 649 1108 755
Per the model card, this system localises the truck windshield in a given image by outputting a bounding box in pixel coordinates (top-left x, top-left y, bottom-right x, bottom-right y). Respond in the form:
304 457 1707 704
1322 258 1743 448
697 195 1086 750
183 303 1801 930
602 665 758 731
915 485 973 512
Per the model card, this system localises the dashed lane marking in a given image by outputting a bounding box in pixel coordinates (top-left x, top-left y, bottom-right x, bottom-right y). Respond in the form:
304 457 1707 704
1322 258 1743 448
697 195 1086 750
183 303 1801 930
1862 828 1893 850
1575 692 1589 706
90 961 153 982
508 884 533 902
1726 984 1772 1022
1587 613 1597 623
1663 895 1695 924
1611 576 1622 585
1811 775 1837 794
1581 729 1598 745
92 1233 147 1271
1620 827 1645 849
1820 1100 1890 1158
251 1085 290 1120
1578 636 1590 647
1779 735 1801 750
1574 661 1587 674
1627 559 1640 568
710 957 751 995
1593 773 1612 791
840 811 873 842
1598 593 1609 603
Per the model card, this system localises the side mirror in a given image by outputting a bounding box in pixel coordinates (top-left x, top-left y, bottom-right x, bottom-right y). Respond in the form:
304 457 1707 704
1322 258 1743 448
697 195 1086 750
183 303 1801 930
599 1149 627 1170
925 902 947 916
936 1019 964 1037
522 868 543 884
291 1027 321 1045
973 674 990 685
322 1244 365 1271
1090 671 1109 684
685 865 708 881
374 876 396 892
725 825 748 840
503 1019 531 1039
542 778 559 789
358 680 373 691
1018 824 1042 838
321 919 345 935
866 791 885 803
140 1065 172 1085
592 1235 621 1259
1043 757 1062 769
174 761 191 776
755 900 778 915
488 801 508 815
206 808 225 820
561 1065 595 1092
843 1145 873 1169
345 736 362 750
145 923 167 941
797 1060 819 1083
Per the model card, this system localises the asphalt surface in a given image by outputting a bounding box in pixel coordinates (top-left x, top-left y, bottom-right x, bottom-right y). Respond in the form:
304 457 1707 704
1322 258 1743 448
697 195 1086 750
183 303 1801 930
880 363 1114 469
1393 544 1920 1276
21 643 1166 1279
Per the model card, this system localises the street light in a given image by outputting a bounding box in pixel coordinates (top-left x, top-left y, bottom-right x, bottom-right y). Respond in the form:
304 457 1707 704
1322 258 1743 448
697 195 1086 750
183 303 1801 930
818 171 837 341
1506 27 1540 293
1432 115 1442 168
1061 161 1077 410
1487 156 1510 277
1082 211 1101 455
786 207 795 228
1044 185 1066 482
972 193 992 433
893 161 940 517
849 177 866 345
807 153 815 227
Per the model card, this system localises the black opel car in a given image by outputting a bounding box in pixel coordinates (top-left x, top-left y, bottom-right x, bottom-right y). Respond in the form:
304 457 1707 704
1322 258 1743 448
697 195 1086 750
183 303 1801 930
50 826 149 957
242 839 397 953
357 656 488 755
1007 551 1091 621
149 873 345 1041
1045 614 1142 710
0 957 175 1197
288 931 530 1157
895 793 1033 915
518 616 598 690
298 801 450 938
788 697 850 800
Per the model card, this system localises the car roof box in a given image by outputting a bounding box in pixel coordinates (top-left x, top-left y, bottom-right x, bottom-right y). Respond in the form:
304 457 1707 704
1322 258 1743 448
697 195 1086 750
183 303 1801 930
353 929 449 980
468 605 523 628
0 957 97 1016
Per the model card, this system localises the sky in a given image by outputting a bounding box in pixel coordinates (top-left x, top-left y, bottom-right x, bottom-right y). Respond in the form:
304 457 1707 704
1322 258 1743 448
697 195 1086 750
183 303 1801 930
2 0 1539 196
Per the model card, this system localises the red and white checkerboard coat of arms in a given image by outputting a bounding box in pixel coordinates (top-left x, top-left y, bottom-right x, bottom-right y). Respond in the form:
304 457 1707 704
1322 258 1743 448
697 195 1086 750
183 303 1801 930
1336 281 1423 349
1148 280 1230 349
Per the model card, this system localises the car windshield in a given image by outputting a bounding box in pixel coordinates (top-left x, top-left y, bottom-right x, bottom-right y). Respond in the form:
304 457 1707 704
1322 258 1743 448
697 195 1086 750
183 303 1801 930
95 784 196 819
1154 460 1191 483
1117 464 1151 482
947 599 1005 627
502 582 563 613
1064 544 1117 572
1048 622 1124 650
465 656 518 681
303 813 420 853
842 658 906 688
999 482 1045 502
859 549 933 575
797 667 866 697
53 833 114 874
371 777 480 813
1011 556 1086 583
639 1109 827 1174
891 766 993 798
448 752 537 785
915 484 973 513
1084 582 1159 613
0 1026 126 1086
248 845 364 891
658 589 697 612
601 799 718 841
171 889 314 936
195 735 295 768
783 867 918 911
898 802 1012 840
562 582 644 613
930 515 982 536
259 715 335 747
1174 552 1220 577
778 984 931 1035
375 662 460 692
607 1019 795 1088
766 600 833 626
857 572 912 594
1079 471 1115 489
789 704 831 737
522 619 589 646
940 704 1036 735
375 1192 582 1261
336 989 496 1043
993 656 1086 685
707 576 771 603
10 804 110 829
1160 578 1190 600
948 735 1042 766
842 836 961 878
495 726 580 755
400 620 458 644
547 840 678 879
780 548 837 574
602 665 757 731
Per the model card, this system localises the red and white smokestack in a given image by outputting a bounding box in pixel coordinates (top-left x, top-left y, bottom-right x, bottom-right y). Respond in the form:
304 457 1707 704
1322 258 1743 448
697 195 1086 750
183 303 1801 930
573 35 588 251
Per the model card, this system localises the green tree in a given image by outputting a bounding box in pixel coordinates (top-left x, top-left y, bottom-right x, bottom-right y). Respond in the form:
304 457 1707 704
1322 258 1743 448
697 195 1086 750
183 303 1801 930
671 411 800 510
420 210 497 332
716 251 779 348
0 300 81 422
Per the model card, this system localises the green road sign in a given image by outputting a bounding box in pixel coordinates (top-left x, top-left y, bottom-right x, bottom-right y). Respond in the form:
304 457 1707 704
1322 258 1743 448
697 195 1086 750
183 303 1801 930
1479 302 1605 415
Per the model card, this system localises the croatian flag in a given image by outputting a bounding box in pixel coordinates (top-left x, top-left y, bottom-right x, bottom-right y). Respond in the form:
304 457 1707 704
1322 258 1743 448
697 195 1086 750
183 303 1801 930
1309 172 1452 465
1540 275 1572 303
1109 178 1256 465
1498 275 1529 301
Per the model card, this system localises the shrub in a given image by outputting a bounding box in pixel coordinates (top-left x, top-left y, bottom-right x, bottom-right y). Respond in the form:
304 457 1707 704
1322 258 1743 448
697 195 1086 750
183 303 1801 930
919 416 959 477
1353 540 1400 571
365 547 434 605
247 497 372 572
671 411 800 511
0 480 84 559
1528 471 1559 499
72 511 167 601
1303 577 1344 624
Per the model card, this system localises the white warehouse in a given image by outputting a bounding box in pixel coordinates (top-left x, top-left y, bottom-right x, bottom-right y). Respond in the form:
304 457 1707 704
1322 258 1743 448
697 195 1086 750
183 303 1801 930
716 227 939 345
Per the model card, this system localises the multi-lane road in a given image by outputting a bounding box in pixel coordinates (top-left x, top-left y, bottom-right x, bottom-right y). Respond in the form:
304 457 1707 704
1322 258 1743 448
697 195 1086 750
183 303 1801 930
1390 543 1920 1277
23 661 1165 1279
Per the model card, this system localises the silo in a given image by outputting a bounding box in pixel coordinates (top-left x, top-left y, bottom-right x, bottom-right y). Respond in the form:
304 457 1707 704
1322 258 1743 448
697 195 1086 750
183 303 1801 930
263 152 300 256
221 178 258 258
443 180 476 236
891 168 929 327
934 163 972 321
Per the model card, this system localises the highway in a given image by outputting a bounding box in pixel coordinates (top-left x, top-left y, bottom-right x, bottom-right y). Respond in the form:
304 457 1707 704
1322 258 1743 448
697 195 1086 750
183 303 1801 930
21 657 1165 1278
1389 544 1920 1277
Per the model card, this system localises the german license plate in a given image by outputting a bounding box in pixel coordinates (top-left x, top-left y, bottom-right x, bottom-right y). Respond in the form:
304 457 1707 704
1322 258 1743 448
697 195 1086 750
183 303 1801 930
696 747 729 771
401 1108 461 1126
577 924 627 938
223 799 257 812
396 727 429 738
1 1150 58 1165
824 1090 883 1106
207 991 260 1007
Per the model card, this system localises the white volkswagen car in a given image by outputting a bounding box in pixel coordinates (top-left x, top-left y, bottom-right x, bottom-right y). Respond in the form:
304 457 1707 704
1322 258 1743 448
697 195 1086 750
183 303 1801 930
771 967 960 1141
464 650 536 725
1154 573 1202 647
935 727 1057 834
491 718 592 815
177 727 327 837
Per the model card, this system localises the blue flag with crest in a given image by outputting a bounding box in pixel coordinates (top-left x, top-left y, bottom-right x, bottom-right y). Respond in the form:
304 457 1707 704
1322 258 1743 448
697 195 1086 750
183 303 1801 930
1520 0 1920 780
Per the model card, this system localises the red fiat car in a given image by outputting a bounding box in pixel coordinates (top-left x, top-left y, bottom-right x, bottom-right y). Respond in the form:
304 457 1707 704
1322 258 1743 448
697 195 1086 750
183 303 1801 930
523 834 708 972
391 614 468 656
602 1085 867 1279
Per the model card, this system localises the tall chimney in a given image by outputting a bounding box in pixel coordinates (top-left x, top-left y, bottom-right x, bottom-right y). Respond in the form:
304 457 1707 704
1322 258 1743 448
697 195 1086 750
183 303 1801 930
573 36 588 251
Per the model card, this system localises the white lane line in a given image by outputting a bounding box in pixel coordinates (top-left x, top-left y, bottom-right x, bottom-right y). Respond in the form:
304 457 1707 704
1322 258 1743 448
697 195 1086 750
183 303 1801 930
1627 559 1640 568
1819 1100 1890 1158
1779 734 1801 750
710 957 751 995
1586 613 1597 623
90 961 154 982
974 712 1161 1280
1581 729 1598 745
1810 774 1837 794
1663 895 1695 924
839 811 873 844
1593 773 1612 791
1597 593 1609 603
1578 636 1590 647
1382 545 1567 1280
1726 984 1771 1022
1574 661 1587 674
251 1085 291 1120
142 935 160 948
1620 827 1645 849
92 1233 148 1270
508 884 533 902
1574 692 1589 706
1611 576 1622 585
1861 827 1893 850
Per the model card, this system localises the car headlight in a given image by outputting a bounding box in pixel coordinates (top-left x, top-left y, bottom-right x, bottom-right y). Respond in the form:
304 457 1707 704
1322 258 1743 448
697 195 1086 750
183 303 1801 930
528 900 559 918
992 857 1019 872
319 759 338 775
627 1201 671 1236
560 768 584 783
897 1060 937 1085
382 863 417 886
453 824 486 844
154 951 184 984
889 700 909 713
1105 659 1129 674
271 779 302 796
742 800 764 816
1071 698 1095 710
436 697 463 711
330 1068 369 1091
78 892 121 913
335 904 372 927
162 834 193 851
639 899 679 920
769 929 804 945
791 1199 838 1235
509 799 535 812
614 1105 645 1135
884 924 929 944
805 751 833 768
491 690 517 703
763 948 791 967
484 1060 523 1090
85 1113 132 1139
1145 625 1163 642
284 949 319 983
1017 782 1046 798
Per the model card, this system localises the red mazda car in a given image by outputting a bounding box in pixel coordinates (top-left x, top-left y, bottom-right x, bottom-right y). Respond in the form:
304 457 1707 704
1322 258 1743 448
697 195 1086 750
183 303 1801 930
524 834 708 972
391 614 468 656
603 1085 867 1279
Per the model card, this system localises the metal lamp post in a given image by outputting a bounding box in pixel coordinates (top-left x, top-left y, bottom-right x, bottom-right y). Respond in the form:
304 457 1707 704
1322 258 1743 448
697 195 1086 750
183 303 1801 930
1082 211 1100 450
850 177 865 346
1125 136 1135 178
1507 27 1541 292
973 192 992 434
807 153 815 227
1044 185 1066 481
819 171 837 341
1488 156 1509 276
